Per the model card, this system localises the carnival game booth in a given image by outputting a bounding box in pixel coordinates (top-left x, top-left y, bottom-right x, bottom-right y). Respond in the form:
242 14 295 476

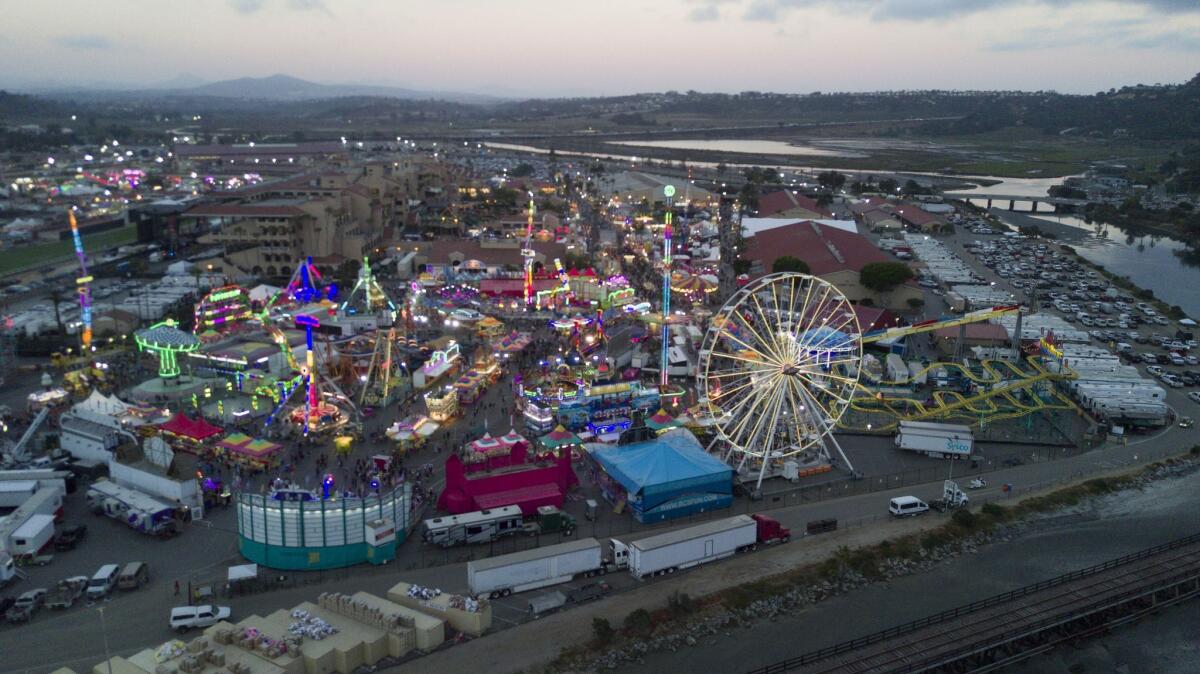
437 441 579 516
452 371 486 405
491 331 531 360
475 316 505 340
645 409 684 434
424 386 458 422
413 339 461 389
461 431 534 473
539 425 583 460
217 433 283 470
384 416 439 454
589 428 733 524
556 381 661 438
236 484 412 570
156 412 224 454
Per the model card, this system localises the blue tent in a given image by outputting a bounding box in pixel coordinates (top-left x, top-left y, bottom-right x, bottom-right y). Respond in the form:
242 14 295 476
591 429 733 523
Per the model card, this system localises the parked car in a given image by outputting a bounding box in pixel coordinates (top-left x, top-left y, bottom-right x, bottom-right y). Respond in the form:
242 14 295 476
1189 391 1200 404
169 605 231 632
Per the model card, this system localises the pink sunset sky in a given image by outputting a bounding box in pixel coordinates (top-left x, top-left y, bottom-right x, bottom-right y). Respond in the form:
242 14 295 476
2 0 1197 96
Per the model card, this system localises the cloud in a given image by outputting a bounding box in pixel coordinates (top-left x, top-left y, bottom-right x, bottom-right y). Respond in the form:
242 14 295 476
990 16 1200 52
52 34 112 50
228 0 265 14
286 0 333 15
688 4 721 21
704 0 1200 23
1123 30 1200 51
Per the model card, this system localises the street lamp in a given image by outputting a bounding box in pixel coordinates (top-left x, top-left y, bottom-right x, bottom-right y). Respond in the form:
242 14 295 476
98 606 114 674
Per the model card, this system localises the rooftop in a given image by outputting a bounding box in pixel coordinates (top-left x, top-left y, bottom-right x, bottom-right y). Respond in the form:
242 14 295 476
744 220 896 276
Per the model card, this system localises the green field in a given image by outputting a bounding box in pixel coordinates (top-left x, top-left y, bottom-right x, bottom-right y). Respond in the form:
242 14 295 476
0 226 138 277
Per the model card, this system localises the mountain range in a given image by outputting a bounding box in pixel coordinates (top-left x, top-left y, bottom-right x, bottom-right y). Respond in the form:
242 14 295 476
10 74 501 104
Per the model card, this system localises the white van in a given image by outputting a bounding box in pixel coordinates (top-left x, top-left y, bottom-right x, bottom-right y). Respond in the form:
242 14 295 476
1116 342 1133 355
87 564 120 600
889 496 930 517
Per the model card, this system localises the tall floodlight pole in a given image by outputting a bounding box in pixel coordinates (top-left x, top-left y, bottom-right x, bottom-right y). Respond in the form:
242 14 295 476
67 210 93 348
523 191 536 307
660 185 675 389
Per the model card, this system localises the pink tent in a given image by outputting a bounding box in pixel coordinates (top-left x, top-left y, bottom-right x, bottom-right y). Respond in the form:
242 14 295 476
438 445 579 515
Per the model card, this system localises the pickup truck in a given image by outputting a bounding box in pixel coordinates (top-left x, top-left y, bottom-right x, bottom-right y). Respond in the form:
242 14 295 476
169 605 231 632
46 577 88 609
7 588 47 622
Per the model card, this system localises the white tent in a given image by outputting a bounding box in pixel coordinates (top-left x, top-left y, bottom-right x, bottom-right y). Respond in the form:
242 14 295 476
1179 318 1196 327
76 390 130 416
249 284 282 304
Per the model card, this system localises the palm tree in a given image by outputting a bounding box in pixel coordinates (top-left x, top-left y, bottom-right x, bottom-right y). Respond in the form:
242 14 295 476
48 288 66 336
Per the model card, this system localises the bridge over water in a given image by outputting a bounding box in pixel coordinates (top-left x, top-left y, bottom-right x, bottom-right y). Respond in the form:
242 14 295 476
943 192 1088 212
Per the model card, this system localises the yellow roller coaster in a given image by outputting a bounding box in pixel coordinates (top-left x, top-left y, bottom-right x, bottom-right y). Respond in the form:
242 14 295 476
841 354 1082 432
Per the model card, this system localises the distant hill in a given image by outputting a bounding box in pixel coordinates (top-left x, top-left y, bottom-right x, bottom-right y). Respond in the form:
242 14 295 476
24 73 500 105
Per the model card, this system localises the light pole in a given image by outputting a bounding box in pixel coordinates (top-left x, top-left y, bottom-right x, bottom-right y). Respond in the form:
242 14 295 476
98 606 114 674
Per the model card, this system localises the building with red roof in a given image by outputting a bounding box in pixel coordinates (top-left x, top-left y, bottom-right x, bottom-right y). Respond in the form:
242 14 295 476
743 220 922 311
892 204 944 232
756 190 831 219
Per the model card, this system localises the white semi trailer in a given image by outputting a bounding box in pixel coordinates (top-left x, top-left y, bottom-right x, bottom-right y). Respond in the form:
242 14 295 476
468 538 613 599
895 420 974 458
614 514 788 580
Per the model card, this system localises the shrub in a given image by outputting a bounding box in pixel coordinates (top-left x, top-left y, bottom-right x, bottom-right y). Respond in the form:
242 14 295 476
592 617 615 645
981 502 1006 519
951 509 979 530
921 530 950 550
667 591 695 617
623 608 653 637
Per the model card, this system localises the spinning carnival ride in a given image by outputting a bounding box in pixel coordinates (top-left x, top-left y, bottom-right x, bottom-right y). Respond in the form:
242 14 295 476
699 273 861 489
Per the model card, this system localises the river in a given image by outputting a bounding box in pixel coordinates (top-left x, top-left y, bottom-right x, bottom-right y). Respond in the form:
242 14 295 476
606 139 866 158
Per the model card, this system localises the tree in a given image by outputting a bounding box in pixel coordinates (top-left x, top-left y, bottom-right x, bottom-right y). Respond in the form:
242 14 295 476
772 256 810 274
592 617 615 645
510 163 534 177
716 163 728 175
817 170 846 190
859 262 914 292
739 182 761 210
878 178 899 193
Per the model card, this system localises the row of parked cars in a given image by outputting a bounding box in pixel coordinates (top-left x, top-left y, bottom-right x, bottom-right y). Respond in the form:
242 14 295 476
2 561 148 624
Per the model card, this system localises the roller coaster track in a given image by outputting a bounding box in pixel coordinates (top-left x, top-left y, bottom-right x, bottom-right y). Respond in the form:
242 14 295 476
841 356 1083 431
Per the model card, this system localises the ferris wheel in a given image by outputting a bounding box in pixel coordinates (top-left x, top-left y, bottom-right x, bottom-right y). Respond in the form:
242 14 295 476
699 273 861 490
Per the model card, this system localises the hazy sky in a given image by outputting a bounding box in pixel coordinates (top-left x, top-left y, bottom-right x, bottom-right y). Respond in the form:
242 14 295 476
2 0 1198 96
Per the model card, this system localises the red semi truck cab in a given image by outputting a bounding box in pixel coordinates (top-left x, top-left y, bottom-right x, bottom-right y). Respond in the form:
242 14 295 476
751 514 791 544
